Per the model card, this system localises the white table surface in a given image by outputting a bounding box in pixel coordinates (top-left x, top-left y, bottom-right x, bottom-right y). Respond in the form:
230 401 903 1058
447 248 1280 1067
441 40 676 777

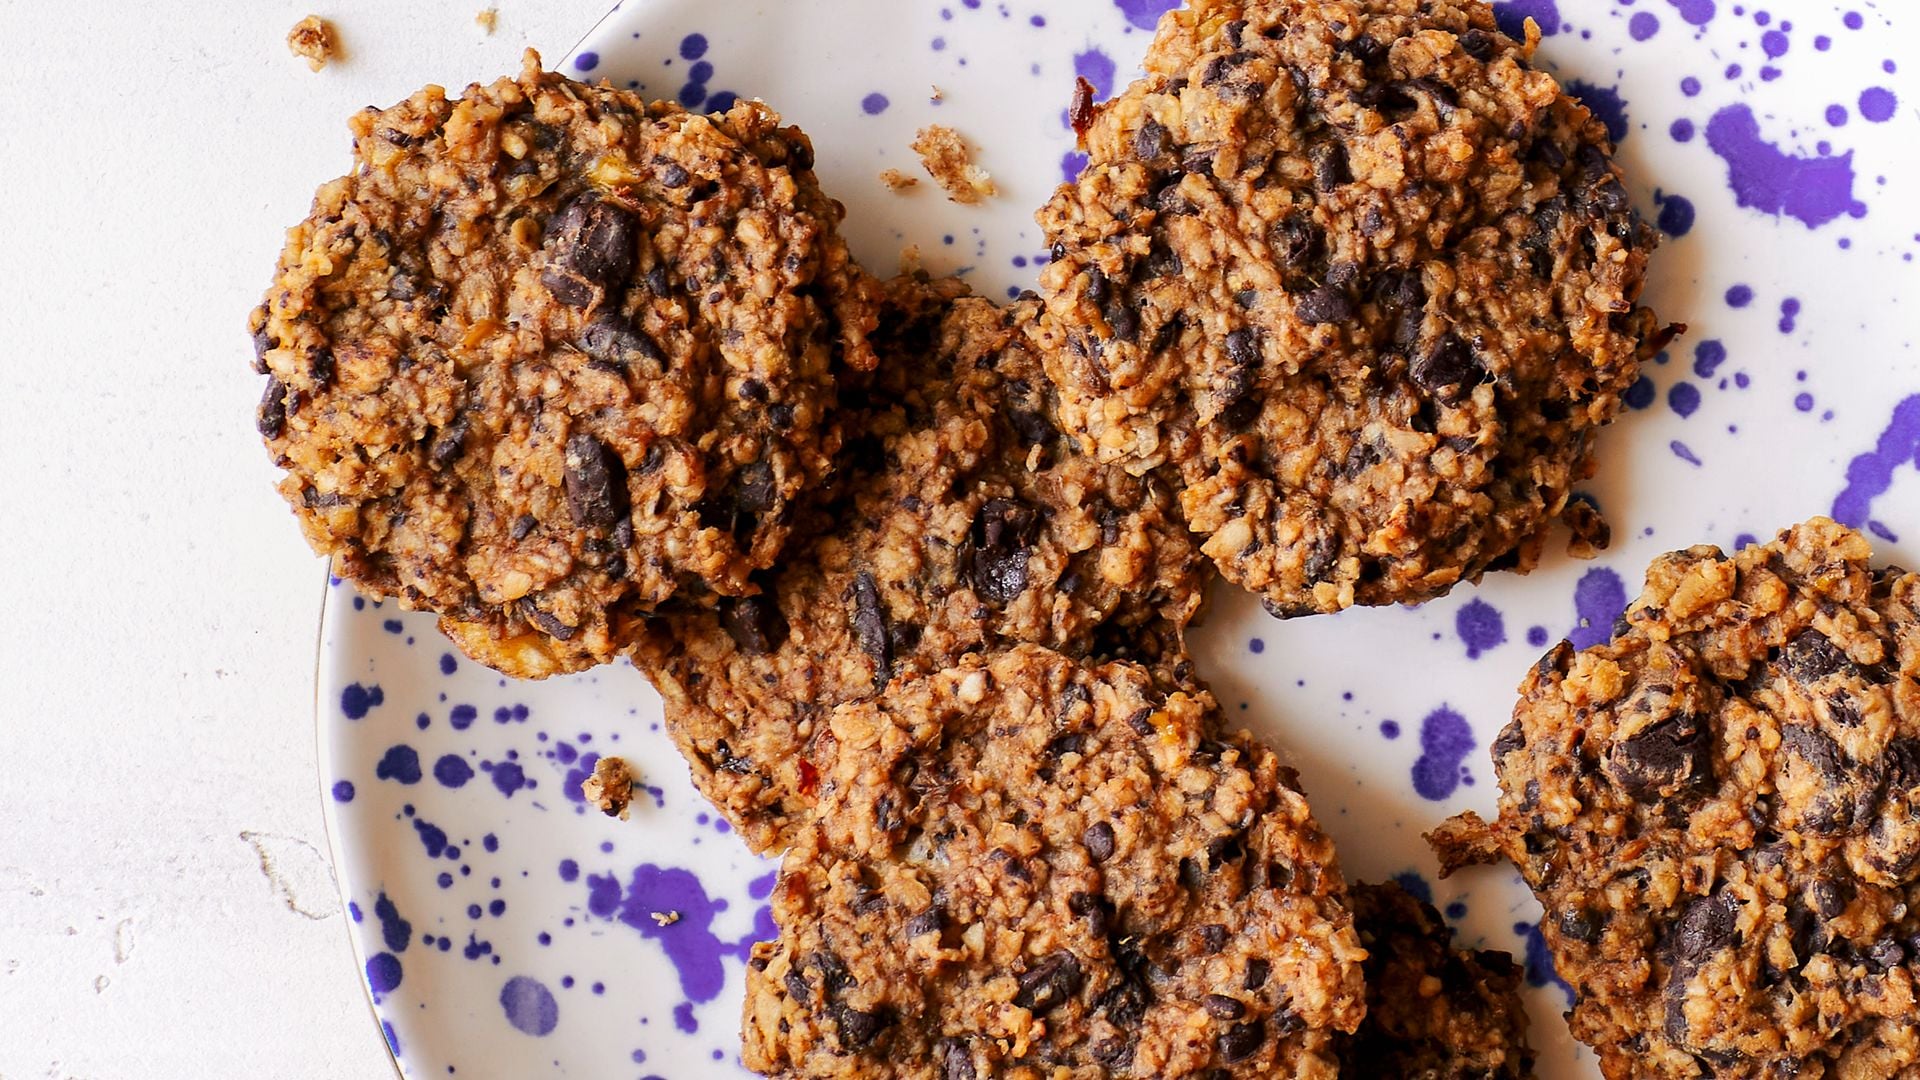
0 2 606 1073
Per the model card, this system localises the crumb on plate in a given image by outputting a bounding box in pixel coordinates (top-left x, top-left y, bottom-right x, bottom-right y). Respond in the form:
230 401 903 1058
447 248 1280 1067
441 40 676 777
879 168 919 192
475 8 499 34
911 125 995 204
582 755 635 819
651 910 680 927
287 15 337 71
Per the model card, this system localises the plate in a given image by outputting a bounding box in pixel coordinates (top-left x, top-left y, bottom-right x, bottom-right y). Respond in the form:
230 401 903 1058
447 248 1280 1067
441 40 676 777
316 0 1920 1075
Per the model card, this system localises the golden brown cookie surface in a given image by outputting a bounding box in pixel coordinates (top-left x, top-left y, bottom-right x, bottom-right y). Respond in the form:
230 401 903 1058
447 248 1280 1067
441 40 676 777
253 52 880 676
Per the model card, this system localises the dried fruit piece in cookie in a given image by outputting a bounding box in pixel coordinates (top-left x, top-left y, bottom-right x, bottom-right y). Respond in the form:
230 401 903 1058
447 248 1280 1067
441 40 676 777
630 280 1210 852
1338 880 1535 1078
253 50 880 677
1033 0 1669 615
742 645 1365 1077
1429 518 1920 1079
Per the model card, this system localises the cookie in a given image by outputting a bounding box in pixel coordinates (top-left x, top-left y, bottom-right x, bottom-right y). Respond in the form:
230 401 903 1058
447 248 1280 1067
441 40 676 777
1339 880 1536 1078
252 51 880 676
1032 0 1668 615
1429 518 1920 1078
630 279 1210 852
741 645 1366 1078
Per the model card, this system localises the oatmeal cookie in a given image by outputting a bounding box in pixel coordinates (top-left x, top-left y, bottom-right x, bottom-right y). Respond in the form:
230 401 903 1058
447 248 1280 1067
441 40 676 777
741 645 1366 1078
630 279 1210 852
1033 0 1667 615
252 51 880 676
1338 880 1535 1078
1429 518 1920 1078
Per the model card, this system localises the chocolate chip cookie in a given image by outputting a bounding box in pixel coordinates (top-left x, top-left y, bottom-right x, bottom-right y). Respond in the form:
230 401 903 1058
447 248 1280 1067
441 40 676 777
630 278 1211 852
1339 880 1536 1078
252 51 880 676
1429 518 1920 1078
741 645 1366 1077
1033 0 1668 615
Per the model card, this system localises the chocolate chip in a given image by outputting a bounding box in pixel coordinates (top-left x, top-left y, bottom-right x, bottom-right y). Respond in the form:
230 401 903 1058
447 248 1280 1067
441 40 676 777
428 413 470 469
1310 141 1351 190
1203 994 1245 1020
905 906 943 937
1608 715 1708 801
256 376 286 438
1295 284 1355 325
1784 628 1854 682
938 1040 975 1080
1370 268 1427 311
659 162 690 187
1557 906 1604 944
1144 235 1183 278
1068 891 1115 937
1225 327 1260 367
784 968 812 1005
1492 720 1527 760
1411 332 1485 396
510 514 537 540
1013 951 1084 1013
1244 958 1270 990
1007 408 1056 445
1216 1019 1265 1063
1671 893 1740 963
1459 27 1497 60
831 1003 892 1050
720 595 788 655
308 347 335 387
851 571 892 687
580 314 667 371
541 196 638 309
969 498 1039 605
1134 118 1169 160
1272 215 1324 273
517 598 577 641
1199 924 1228 954
734 461 776 515
1084 821 1116 862
563 433 626 529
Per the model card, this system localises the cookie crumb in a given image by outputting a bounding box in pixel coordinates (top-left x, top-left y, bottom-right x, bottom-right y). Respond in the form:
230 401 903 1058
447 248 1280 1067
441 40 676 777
1561 499 1611 559
581 755 635 820
475 7 499 34
286 15 337 72
879 168 920 192
911 125 995 204
929 85 945 102
651 910 680 927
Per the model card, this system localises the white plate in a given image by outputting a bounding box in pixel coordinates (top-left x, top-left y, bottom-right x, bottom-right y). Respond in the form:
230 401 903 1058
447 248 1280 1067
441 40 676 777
317 0 1920 1074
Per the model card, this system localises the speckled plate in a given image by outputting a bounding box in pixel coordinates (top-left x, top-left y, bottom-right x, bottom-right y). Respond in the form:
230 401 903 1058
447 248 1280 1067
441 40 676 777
317 0 1920 1075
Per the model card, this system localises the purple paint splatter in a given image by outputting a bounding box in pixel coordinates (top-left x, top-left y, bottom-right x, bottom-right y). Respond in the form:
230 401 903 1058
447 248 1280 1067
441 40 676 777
500 975 559 1036
1654 191 1695 237
1859 87 1898 123
1493 0 1561 38
367 952 402 995
1669 382 1701 417
434 754 474 789
1629 11 1660 39
376 744 422 785
1112 0 1180 31
1667 0 1714 27
1569 568 1627 650
1832 395 1920 529
1705 105 1859 229
341 683 384 720
374 892 412 953
1411 706 1475 800
1516 922 1575 1005
1455 599 1507 659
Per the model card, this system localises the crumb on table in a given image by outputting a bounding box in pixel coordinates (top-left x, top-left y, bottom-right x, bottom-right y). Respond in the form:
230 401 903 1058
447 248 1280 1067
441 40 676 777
581 755 635 820
475 7 499 34
879 168 920 192
911 125 995 204
286 15 337 72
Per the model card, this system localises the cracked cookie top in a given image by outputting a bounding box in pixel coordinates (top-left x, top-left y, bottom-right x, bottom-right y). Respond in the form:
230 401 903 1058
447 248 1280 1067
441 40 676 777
1034 0 1664 616
1430 518 1920 1079
743 645 1364 1078
253 51 880 676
